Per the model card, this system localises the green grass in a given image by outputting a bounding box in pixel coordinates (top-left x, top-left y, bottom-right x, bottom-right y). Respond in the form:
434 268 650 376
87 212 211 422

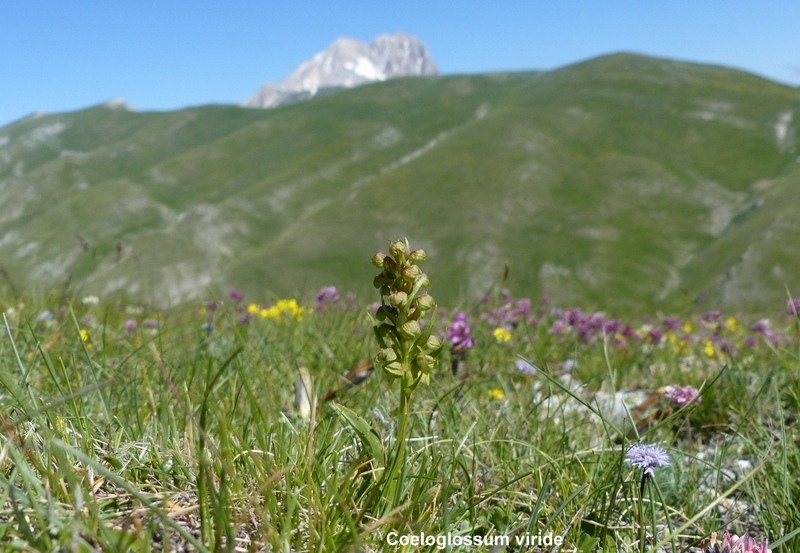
1 53 799 313
1 282 799 551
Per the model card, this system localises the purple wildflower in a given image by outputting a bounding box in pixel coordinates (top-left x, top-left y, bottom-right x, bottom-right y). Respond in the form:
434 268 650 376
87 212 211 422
625 443 671 476
565 308 584 325
228 288 244 302
647 328 663 345
206 300 218 311
549 319 568 335
786 298 800 318
124 319 139 334
718 338 738 356
143 318 160 329
703 311 722 322
482 297 532 327
513 298 532 318
664 385 700 407
746 320 782 346
743 335 759 348
447 312 474 351
663 317 682 332
703 531 772 553
604 319 624 334
314 286 340 311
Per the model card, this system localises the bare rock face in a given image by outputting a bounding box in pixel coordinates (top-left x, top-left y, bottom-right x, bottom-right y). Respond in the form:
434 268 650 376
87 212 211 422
243 33 438 108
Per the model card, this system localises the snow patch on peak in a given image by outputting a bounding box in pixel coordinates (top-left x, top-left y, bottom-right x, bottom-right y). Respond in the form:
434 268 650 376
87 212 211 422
350 57 386 81
102 98 134 111
243 33 437 109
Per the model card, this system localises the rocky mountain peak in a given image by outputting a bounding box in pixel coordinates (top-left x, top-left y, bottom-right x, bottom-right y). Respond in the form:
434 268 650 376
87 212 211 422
243 33 438 109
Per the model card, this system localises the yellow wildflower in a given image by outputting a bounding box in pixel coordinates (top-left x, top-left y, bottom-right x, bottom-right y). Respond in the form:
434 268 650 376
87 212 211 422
493 327 512 343
261 299 305 322
702 338 715 358
666 332 685 354
488 388 505 400
247 303 260 315
725 317 738 332
80 329 92 349
682 322 693 334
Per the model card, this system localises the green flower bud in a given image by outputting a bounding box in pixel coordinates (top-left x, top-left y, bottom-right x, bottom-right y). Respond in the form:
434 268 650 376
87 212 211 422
383 361 405 377
402 265 422 282
389 239 409 260
414 294 435 311
409 249 427 262
389 291 409 309
425 335 442 352
414 353 436 373
371 252 387 269
415 273 430 289
375 348 398 364
399 320 421 340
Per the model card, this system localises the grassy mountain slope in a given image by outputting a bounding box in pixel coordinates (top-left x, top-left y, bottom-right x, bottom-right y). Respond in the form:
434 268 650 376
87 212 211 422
1 53 798 312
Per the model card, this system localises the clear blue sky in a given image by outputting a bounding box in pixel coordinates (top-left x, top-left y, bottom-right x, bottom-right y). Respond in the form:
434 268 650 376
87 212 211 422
2 1 799 127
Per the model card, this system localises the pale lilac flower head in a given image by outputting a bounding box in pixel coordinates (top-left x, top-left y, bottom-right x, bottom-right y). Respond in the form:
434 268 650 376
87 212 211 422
314 286 340 311
124 319 139 334
786 298 800 318
448 312 474 351
515 359 538 375
664 385 700 407
36 310 54 323
625 443 671 476
563 358 579 371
